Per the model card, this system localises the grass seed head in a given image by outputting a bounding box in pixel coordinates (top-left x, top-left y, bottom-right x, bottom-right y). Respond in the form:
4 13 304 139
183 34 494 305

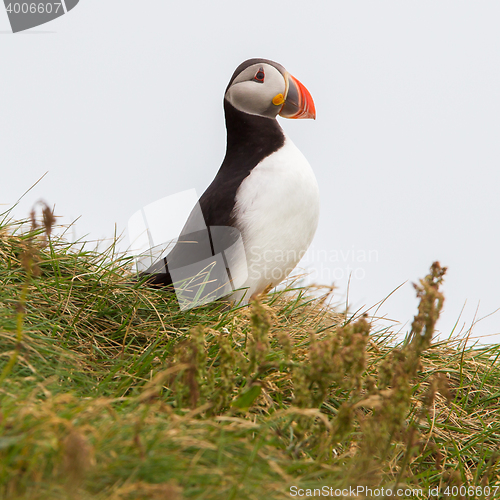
62 429 92 489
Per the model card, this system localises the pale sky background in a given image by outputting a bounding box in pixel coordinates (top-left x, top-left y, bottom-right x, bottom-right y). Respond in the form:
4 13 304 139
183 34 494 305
1 1 499 343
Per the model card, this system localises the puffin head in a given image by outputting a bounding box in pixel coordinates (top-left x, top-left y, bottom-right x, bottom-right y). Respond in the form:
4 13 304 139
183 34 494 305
224 58 316 120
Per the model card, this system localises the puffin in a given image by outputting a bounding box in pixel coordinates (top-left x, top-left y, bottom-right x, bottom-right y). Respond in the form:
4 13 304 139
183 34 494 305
141 58 319 307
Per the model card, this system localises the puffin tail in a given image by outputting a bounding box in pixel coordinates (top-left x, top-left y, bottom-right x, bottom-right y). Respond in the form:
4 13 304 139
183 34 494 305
139 270 173 288
138 256 174 288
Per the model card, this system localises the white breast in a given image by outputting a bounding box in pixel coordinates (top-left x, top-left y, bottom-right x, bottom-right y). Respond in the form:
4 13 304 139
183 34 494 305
230 135 320 303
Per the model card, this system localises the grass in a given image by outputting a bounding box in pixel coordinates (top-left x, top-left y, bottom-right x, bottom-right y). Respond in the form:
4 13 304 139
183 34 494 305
1 210 500 499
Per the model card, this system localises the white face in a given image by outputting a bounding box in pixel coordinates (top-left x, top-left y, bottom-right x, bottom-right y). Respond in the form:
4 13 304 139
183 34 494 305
225 63 287 119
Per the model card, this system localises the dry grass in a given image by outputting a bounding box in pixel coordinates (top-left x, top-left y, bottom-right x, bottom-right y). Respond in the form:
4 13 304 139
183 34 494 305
1 212 500 499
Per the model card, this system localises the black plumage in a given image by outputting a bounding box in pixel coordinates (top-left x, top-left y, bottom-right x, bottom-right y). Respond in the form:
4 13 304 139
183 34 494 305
142 96 285 287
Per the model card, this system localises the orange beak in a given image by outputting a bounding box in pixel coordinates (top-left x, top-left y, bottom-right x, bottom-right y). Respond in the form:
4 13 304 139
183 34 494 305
279 73 316 120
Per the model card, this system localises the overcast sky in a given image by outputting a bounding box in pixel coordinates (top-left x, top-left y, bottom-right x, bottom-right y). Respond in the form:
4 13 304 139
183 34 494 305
1 1 499 343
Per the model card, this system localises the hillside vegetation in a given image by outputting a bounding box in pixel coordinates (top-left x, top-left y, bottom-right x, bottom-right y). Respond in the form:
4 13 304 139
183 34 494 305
1 210 500 499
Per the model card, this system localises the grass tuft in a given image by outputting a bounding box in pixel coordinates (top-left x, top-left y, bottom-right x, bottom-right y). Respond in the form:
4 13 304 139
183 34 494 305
1 214 500 499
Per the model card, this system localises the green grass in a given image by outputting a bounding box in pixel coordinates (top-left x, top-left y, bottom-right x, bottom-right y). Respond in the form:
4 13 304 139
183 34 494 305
1 212 500 499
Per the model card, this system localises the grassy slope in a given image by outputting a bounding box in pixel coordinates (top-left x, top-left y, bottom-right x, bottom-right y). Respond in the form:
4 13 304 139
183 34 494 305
1 216 500 500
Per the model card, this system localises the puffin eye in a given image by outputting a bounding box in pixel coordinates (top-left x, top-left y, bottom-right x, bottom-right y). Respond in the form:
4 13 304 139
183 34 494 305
254 68 265 83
